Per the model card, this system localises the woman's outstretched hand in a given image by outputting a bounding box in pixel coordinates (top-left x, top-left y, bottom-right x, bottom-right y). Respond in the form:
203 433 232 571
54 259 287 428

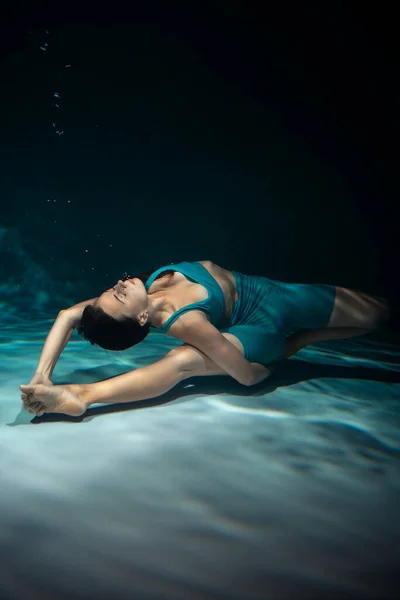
29 373 52 387
20 373 53 415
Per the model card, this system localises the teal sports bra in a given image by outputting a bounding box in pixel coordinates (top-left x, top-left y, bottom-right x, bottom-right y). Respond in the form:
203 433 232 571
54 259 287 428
145 261 227 333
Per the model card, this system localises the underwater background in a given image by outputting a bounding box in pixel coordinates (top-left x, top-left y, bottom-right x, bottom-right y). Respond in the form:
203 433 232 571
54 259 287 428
0 3 398 599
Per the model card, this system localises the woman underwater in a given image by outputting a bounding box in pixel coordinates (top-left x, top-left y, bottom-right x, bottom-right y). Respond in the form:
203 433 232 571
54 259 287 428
20 260 390 417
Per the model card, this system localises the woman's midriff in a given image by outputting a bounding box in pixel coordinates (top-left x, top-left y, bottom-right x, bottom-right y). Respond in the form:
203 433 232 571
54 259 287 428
199 261 238 321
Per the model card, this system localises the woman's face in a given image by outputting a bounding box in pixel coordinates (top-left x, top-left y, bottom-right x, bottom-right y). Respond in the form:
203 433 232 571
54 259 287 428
95 277 148 321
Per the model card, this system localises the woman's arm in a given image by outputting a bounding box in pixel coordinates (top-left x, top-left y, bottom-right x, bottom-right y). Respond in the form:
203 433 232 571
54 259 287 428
33 298 97 380
33 311 76 380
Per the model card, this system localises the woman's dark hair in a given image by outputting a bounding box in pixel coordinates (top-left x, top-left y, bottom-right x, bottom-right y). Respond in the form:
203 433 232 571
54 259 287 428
77 268 175 351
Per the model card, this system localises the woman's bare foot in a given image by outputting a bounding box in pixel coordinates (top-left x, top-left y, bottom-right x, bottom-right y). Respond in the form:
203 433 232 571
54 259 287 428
19 384 86 417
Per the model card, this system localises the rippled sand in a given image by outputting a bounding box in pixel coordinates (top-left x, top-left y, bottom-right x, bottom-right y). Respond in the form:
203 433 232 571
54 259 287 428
1 320 399 599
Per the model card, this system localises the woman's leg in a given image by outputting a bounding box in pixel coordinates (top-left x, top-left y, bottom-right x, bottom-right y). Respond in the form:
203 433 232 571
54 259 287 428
20 334 243 417
284 326 374 358
283 285 391 358
327 287 391 329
